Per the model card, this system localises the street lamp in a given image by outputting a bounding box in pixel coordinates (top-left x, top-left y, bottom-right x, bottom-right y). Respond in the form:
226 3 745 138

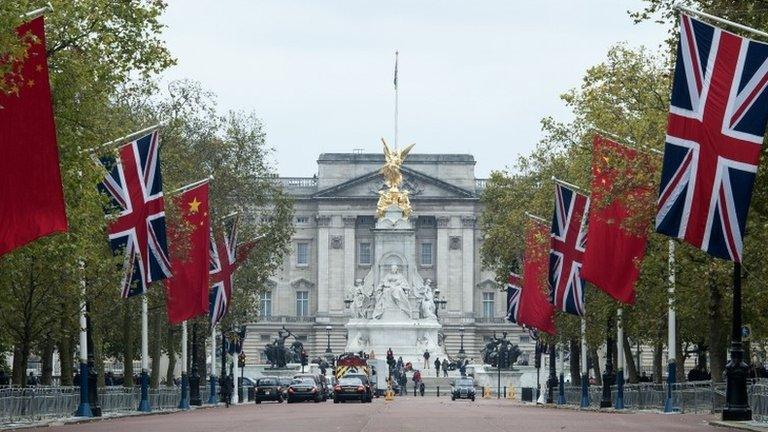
344 298 352 309
433 288 447 318
458 326 466 356
325 325 332 354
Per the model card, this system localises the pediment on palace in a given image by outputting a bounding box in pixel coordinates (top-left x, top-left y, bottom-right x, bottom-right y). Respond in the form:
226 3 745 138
312 167 477 200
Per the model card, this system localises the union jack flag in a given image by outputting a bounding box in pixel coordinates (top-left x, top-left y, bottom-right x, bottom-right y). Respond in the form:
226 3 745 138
549 183 589 316
209 216 239 327
97 131 171 298
506 271 522 323
656 14 768 262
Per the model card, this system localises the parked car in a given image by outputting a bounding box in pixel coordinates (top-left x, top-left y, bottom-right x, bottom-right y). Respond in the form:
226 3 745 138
344 373 373 402
451 377 476 401
333 376 368 403
254 376 284 404
294 373 329 401
287 377 323 403
277 377 293 399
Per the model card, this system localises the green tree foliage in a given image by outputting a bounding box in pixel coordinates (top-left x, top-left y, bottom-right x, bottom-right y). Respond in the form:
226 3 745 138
0 2 293 385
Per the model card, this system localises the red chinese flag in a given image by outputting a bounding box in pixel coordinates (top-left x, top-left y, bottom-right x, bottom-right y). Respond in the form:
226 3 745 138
519 220 556 335
0 17 67 256
164 183 210 324
581 135 651 304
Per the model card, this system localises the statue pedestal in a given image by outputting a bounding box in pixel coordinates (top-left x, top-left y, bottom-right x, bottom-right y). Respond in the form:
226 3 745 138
346 317 447 366
470 365 524 396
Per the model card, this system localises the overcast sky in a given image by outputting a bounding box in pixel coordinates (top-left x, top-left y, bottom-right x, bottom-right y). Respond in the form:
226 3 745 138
160 0 667 178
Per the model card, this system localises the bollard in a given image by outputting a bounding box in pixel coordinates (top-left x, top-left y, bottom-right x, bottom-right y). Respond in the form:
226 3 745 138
503 386 506 400
414 385 417 397
437 386 440 397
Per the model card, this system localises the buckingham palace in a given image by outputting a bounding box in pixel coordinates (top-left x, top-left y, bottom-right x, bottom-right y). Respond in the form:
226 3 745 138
243 152 536 364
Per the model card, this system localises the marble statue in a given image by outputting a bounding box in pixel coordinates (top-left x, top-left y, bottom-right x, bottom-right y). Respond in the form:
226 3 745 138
416 278 437 320
372 264 413 320
349 278 374 319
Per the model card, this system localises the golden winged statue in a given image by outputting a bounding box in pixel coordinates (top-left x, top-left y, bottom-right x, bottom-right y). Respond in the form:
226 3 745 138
377 138 415 219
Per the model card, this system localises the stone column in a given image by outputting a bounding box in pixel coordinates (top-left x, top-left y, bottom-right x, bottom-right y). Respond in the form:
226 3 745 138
436 216 450 311
461 216 476 315
341 216 357 314
316 215 331 316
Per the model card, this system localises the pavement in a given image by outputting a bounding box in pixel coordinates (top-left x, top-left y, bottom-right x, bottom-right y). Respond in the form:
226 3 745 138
16 397 757 432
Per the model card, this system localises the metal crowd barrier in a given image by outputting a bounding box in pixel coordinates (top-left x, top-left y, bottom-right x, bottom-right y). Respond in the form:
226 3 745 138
0 384 215 425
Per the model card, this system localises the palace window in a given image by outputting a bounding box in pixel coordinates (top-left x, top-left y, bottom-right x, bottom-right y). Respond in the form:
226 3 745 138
359 241 372 266
296 216 309 224
482 292 495 318
259 291 272 317
296 242 309 266
420 242 433 266
519 335 531 344
296 291 309 317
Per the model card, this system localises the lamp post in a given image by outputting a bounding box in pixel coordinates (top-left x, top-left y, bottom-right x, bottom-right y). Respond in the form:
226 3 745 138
458 326 466 356
325 325 332 354
547 343 557 404
723 262 752 421
433 288 447 318
600 316 615 409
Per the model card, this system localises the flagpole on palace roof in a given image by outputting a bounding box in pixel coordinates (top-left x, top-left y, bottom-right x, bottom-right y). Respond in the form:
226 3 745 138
393 50 399 150
22 3 53 20
551 176 590 197
675 4 768 39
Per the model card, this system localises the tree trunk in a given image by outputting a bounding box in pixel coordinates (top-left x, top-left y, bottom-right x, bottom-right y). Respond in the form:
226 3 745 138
165 325 177 386
623 334 638 383
41 336 54 385
122 301 134 388
12 344 23 386
675 334 685 382
653 341 663 383
150 311 162 388
709 275 727 382
591 348 602 385
195 329 207 380
93 326 106 389
569 338 580 386
59 333 73 386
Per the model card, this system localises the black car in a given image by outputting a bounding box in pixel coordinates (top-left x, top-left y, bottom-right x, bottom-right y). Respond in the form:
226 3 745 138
344 373 373 402
287 377 323 403
293 373 329 401
254 377 284 403
451 378 476 401
333 377 369 403
277 377 293 399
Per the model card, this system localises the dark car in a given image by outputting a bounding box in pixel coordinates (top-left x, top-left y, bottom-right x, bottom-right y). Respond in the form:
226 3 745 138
333 377 368 403
294 373 329 401
277 377 293 399
344 373 373 402
287 377 323 403
451 378 476 401
254 377 284 403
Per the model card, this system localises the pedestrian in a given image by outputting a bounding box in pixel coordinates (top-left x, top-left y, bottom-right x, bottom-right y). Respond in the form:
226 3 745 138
459 360 467 377
27 372 38 386
442 359 449 377
434 357 441 377
0 370 8 386
423 350 430 369
413 369 422 394
419 381 425 397
396 356 404 369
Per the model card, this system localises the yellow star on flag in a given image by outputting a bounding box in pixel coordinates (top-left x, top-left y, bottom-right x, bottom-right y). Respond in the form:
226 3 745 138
188 197 202 214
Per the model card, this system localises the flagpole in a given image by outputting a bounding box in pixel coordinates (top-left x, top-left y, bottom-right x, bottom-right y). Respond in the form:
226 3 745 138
580 318 589 408
232 347 239 405
138 295 151 412
675 4 768 39
525 212 548 225
75 261 92 417
551 176 590 197
615 308 625 409
591 127 664 156
169 176 213 196
84 122 167 154
664 239 677 413
208 324 218 404
22 3 53 20
179 321 190 409
394 50 399 150
557 343 566 404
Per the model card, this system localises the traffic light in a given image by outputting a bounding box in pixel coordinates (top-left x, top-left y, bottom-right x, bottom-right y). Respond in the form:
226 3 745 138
238 352 246 368
301 350 308 367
